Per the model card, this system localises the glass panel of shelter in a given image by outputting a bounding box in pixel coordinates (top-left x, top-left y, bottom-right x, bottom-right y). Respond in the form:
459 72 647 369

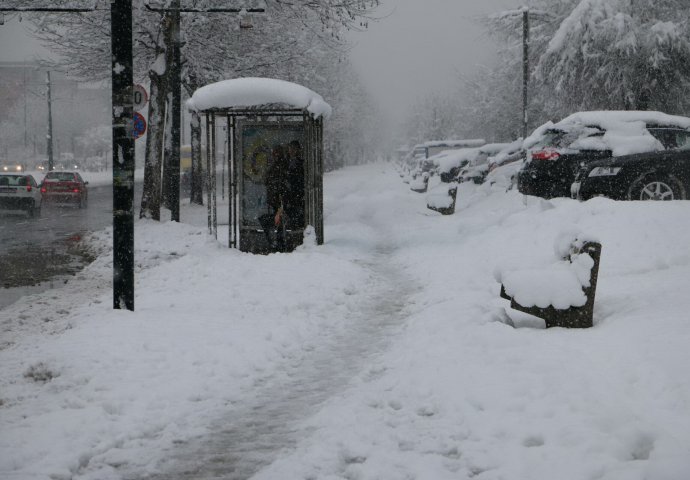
200 109 321 254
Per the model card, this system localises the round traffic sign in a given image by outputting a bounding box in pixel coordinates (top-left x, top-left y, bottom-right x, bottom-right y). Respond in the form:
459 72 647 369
133 84 148 112
133 112 147 140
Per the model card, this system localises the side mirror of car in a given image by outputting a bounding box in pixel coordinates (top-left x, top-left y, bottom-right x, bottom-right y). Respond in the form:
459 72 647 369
84 181 89 185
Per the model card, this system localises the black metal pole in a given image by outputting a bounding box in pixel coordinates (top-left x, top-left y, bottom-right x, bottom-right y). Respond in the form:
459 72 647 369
46 71 54 171
169 0 181 222
522 8 529 139
111 0 135 311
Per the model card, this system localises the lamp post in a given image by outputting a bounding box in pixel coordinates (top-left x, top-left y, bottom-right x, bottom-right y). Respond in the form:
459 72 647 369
111 0 135 311
46 71 54 171
521 7 529 139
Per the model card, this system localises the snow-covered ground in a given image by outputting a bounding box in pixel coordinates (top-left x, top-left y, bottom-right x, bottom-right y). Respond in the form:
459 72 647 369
2 162 690 480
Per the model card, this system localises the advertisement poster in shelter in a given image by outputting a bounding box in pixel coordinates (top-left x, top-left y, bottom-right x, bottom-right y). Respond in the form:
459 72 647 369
239 123 305 228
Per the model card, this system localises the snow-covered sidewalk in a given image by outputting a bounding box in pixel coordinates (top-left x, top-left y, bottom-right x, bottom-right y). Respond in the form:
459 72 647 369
2 162 690 479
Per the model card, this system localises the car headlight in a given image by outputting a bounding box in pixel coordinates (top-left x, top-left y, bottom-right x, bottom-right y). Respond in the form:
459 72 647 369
588 166 621 177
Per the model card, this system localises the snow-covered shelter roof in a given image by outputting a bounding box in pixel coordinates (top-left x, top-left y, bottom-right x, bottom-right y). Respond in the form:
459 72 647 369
187 77 332 119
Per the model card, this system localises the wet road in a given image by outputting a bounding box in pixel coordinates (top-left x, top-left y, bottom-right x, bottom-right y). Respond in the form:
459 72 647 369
0 184 112 248
0 183 142 310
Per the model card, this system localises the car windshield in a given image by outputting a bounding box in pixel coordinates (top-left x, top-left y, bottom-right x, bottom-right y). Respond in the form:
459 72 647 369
45 172 77 181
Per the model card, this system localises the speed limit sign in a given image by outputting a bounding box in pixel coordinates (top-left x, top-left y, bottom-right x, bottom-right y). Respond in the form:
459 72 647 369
133 84 148 112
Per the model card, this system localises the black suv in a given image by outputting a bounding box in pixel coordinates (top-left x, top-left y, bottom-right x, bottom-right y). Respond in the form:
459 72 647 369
572 148 690 201
517 111 690 199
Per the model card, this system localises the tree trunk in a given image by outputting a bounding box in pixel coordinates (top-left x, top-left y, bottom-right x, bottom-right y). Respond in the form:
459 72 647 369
140 71 167 220
184 71 204 206
162 92 173 210
190 110 204 205
140 13 173 220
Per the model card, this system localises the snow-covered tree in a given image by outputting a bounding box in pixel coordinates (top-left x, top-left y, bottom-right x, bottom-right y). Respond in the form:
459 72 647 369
536 0 690 114
460 0 690 142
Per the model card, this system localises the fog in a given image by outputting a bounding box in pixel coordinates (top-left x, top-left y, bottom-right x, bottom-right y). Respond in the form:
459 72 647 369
348 0 520 125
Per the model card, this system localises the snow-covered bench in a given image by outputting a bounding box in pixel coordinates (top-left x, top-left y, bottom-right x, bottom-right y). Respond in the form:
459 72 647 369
426 183 457 215
497 236 602 328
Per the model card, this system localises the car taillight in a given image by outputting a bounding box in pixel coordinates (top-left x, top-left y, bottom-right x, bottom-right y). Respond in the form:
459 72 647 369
73 188 80 193
40 187 46 193
26 185 32 192
531 149 561 161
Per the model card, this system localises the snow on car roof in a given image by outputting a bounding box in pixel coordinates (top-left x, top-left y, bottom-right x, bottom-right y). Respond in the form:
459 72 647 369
422 139 486 148
429 147 486 173
525 111 690 157
556 110 690 130
187 77 332 118
488 138 525 165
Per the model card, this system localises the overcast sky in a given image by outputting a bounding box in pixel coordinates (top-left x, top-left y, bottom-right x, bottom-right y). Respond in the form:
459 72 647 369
347 0 520 123
0 20 52 63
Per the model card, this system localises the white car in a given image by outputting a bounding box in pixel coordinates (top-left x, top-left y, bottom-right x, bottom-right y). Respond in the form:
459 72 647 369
0 173 42 216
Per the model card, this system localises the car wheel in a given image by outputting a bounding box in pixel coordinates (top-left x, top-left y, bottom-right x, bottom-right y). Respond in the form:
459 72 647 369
27 200 36 217
628 174 686 201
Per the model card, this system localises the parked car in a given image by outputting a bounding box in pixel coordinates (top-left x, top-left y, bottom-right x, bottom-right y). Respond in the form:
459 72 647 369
483 139 526 190
431 148 485 183
457 142 514 184
518 111 690 199
40 171 89 207
405 139 486 175
0 173 42 216
572 148 690 201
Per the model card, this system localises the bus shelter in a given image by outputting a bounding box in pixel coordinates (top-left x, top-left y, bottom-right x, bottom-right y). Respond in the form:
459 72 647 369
187 78 329 254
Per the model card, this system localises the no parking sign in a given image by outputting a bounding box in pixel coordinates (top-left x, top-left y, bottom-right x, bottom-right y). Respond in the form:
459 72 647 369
133 112 146 140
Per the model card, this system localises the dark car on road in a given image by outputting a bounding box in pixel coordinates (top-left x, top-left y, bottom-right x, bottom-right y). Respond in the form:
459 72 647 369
572 149 690 201
517 111 690 199
40 171 89 207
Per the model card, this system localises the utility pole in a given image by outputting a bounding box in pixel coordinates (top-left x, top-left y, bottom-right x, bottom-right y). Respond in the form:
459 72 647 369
46 71 54 171
23 64 28 150
111 0 135 311
491 6 552 139
169 0 182 222
522 7 529 140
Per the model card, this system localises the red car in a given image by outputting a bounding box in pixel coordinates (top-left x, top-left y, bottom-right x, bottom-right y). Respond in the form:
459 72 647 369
40 171 89 207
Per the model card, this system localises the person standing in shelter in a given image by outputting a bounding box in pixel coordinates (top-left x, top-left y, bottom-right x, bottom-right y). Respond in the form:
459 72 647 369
285 140 305 228
260 145 289 251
